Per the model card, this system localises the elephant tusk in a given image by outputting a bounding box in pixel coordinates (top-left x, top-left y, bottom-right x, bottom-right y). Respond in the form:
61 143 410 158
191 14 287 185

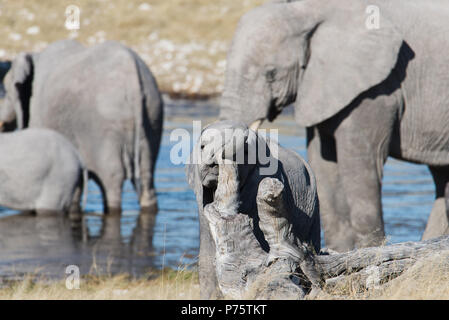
249 119 263 132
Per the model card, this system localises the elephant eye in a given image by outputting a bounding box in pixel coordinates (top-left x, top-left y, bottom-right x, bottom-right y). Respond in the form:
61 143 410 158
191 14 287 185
265 68 276 83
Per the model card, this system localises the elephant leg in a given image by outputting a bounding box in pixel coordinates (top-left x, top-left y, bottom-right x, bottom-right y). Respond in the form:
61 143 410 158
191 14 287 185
335 131 388 249
138 181 157 212
307 127 355 252
446 182 449 230
332 84 399 249
100 170 124 215
68 185 83 218
422 166 449 240
137 141 157 213
96 139 125 215
36 187 66 216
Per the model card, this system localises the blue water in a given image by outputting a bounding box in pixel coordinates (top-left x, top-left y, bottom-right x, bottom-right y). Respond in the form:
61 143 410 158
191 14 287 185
0 100 435 279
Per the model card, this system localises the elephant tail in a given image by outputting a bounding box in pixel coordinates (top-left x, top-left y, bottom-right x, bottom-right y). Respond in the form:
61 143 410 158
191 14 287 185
133 116 142 198
130 48 145 199
81 167 89 211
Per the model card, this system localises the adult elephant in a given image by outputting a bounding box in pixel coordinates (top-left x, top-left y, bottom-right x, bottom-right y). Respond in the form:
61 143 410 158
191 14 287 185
186 120 320 298
219 0 449 251
0 40 163 214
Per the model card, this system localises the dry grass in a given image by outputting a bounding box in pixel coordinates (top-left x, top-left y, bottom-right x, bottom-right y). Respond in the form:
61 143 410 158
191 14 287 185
315 251 449 300
0 0 266 96
2 252 449 299
374 251 449 300
0 268 199 300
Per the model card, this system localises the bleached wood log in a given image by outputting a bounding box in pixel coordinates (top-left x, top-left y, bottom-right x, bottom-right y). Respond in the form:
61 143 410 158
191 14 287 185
203 161 449 299
316 236 449 290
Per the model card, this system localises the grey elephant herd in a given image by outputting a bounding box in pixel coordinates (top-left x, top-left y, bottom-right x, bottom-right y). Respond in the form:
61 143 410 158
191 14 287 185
1 0 449 299
0 39 163 214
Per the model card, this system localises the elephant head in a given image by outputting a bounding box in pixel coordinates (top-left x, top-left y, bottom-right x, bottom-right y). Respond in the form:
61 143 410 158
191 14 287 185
186 121 262 211
219 0 403 129
0 53 33 131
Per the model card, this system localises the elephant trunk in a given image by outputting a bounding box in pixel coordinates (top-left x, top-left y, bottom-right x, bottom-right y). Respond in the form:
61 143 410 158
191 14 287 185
219 91 241 120
220 90 269 127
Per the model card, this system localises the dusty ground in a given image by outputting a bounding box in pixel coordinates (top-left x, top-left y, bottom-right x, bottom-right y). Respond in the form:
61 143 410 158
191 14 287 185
0 0 266 97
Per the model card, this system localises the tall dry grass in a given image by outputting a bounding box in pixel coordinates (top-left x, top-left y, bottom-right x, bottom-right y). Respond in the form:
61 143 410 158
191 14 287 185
0 0 266 95
0 268 199 300
374 251 449 300
315 251 449 300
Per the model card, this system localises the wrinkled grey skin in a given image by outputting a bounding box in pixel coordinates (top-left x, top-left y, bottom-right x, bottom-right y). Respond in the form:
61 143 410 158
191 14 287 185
186 120 320 299
220 0 449 251
0 128 85 214
0 40 163 214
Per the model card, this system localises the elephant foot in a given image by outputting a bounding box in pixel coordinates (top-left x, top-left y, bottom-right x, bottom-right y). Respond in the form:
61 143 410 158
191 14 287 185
35 209 62 217
69 203 82 214
422 198 449 240
140 189 157 211
105 206 122 216
446 183 449 225
354 229 385 249
325 227 357 253
68 211 83 221
140 201 158 215
19 210 36 217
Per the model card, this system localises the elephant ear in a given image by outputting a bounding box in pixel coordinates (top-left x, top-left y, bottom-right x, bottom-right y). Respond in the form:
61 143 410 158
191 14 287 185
295 3 403 127
9 52 33 129
11 53 33 86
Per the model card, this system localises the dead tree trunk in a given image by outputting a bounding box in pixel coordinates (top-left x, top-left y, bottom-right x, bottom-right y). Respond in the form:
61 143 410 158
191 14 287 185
204 162 449 299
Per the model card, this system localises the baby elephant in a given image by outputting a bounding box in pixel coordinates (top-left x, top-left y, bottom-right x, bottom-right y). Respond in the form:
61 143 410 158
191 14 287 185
0 128 86 215
186 120 320 299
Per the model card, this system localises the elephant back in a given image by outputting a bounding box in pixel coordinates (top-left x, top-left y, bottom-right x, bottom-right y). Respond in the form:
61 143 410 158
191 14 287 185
32 39 84 86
